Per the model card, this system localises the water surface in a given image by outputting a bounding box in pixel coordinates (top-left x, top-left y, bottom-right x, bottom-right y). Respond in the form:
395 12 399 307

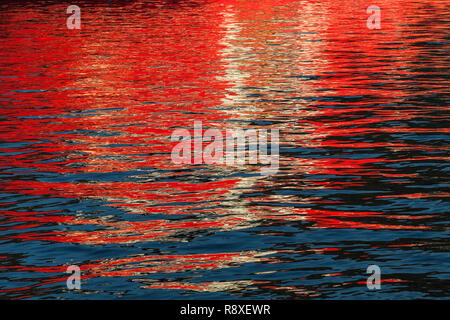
0 0 449 299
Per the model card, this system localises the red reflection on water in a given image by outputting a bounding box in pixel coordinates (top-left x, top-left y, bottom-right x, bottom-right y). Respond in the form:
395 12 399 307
0 0 448 299
0 250 278 298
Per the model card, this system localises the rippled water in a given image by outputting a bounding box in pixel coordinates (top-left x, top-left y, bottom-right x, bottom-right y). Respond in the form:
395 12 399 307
0 0 449 299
